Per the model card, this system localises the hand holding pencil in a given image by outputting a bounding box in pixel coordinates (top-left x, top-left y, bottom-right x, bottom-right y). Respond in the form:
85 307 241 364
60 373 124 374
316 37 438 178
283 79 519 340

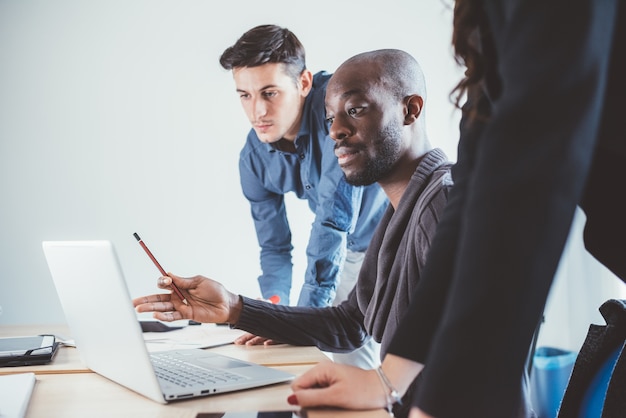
133 272 243 325
133 233 189 305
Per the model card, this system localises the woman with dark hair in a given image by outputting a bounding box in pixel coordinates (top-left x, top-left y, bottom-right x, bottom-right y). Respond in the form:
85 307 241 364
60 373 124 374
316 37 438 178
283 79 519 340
290 1 625 417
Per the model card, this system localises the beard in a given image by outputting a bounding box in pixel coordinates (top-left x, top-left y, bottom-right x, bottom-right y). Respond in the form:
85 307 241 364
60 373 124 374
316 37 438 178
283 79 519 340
342 122 404 187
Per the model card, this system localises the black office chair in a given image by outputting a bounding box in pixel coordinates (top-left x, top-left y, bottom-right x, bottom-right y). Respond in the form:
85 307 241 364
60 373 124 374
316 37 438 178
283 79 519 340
556 299 626 418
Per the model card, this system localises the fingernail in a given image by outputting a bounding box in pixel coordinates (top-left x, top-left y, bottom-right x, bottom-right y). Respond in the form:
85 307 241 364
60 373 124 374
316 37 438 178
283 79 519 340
268 295 280 304
287 394 299 405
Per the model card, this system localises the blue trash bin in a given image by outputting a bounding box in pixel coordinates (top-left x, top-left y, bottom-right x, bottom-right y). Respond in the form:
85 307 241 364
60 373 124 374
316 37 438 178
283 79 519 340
530 346 578 418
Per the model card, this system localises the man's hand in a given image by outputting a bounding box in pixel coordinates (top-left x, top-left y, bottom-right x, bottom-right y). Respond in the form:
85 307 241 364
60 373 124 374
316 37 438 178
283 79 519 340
132 273 242 324
234 331 282 346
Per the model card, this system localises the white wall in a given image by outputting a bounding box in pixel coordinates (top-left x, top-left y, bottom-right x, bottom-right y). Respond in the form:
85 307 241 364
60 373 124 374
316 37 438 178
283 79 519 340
0 0 462 325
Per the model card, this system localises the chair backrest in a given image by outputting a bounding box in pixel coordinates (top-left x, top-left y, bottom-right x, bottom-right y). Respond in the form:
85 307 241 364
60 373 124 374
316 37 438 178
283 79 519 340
557 299 626 418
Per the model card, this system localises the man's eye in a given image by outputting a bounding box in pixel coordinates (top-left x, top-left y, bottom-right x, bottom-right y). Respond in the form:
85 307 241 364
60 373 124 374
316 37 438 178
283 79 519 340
325 116 335 124
348 107 359 116
263 91 278 98
239 93 250 100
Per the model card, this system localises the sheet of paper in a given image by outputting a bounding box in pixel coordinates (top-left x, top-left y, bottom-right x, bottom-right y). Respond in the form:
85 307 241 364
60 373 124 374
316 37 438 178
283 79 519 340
0 372 36 418
143 322 246 352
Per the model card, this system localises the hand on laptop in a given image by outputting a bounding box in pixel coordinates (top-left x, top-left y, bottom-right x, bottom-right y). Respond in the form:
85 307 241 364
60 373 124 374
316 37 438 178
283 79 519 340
133 273 243 325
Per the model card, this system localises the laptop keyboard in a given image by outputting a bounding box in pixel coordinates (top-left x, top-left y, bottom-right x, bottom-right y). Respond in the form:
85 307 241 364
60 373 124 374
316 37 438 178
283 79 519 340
151 353 246 388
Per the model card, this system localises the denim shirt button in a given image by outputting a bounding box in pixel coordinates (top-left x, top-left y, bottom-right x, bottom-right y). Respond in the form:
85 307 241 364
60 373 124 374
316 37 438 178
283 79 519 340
305 184 311 190
299 153 305 159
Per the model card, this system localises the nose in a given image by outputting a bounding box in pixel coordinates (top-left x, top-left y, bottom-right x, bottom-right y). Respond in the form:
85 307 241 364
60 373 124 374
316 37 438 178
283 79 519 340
329 115 351 143
252 96 267 119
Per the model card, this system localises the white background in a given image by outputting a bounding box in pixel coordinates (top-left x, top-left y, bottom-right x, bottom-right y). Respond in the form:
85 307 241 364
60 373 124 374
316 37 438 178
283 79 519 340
1 0 623 353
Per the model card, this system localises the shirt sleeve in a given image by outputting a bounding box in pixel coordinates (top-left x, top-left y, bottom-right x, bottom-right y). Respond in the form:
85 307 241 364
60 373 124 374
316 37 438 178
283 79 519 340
239 156 293 305
235 294 368 352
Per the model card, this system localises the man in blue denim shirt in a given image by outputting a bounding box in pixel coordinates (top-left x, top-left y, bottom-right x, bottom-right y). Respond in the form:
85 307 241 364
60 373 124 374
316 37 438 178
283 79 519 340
219 25 388 367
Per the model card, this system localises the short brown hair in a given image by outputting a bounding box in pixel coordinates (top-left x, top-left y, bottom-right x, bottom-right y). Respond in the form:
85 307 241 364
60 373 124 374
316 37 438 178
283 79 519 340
219 24 306 83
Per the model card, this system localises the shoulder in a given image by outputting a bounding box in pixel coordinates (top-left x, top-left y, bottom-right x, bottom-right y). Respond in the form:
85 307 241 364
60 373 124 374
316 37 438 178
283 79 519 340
429 163 454 192
238 130 274 174
308 71 332 102
418 149 454 195
312 70 332 86
422 164 453 208
239 129 269 158
301 72 333 135
412 150 454 220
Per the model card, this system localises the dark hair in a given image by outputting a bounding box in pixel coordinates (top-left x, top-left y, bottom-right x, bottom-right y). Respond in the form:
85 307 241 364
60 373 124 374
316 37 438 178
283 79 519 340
219 24 306 83
450 0 495 121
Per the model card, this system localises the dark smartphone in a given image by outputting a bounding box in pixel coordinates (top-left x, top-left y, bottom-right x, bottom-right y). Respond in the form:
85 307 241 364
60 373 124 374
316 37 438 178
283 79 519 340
139 321 183 333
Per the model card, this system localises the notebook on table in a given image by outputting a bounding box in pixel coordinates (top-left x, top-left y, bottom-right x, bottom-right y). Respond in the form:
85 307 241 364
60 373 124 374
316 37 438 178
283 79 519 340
42 240 293 404
0 372 36 418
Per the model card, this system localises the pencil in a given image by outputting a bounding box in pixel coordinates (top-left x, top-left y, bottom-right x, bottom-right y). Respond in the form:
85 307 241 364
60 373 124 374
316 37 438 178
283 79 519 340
133 233 189 306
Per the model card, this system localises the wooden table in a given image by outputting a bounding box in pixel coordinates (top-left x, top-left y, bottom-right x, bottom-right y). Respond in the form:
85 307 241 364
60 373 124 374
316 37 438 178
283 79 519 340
1 324 388 418
0 324 329 375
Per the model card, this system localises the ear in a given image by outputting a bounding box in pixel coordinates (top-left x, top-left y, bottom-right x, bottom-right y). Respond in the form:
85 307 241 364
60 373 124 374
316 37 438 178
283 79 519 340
404 95 423 125
299 69 313 97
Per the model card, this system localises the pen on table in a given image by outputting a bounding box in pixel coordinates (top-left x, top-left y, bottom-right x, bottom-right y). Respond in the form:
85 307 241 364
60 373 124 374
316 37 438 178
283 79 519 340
133 232 189 305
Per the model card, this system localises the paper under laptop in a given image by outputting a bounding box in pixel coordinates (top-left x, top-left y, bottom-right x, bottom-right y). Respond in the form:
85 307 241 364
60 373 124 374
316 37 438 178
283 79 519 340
141 321 247 352
42 240 293 404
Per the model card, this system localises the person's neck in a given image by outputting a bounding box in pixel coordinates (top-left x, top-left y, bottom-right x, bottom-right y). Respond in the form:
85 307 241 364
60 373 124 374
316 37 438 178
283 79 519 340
379 153 428 209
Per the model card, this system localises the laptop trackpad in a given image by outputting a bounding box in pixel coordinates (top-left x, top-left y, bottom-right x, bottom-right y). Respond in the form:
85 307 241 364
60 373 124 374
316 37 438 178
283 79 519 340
196 356 252 369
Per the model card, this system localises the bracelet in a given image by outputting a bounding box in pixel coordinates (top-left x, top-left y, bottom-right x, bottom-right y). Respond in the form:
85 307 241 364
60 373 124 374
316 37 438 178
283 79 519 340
375 366 402 416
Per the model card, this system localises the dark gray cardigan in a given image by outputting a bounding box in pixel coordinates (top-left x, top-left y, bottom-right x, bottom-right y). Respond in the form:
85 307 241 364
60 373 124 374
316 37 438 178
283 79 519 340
235 148 452 358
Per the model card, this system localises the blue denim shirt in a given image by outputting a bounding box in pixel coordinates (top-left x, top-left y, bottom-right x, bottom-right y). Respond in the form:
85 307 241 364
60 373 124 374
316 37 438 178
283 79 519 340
239 71 389 307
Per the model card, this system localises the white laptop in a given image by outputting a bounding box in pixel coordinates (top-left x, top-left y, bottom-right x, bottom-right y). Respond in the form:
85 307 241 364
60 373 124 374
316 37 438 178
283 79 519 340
42 240 294 404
